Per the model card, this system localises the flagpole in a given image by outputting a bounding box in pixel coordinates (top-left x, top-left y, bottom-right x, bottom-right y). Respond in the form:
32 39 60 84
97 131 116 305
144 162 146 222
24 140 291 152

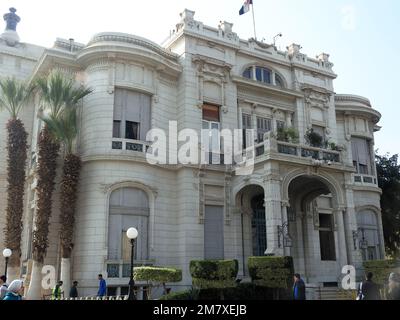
251 2 257 40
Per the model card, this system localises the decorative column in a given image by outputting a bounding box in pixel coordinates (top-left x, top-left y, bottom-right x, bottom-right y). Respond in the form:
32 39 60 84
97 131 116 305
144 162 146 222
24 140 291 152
334 208 348 268
264 168 284 256
343 184 363 271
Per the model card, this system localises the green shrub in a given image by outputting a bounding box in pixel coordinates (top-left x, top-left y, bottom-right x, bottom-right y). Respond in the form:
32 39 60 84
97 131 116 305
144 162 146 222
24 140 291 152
363 260 400 285
134 266 182 283
248 256 294 289
305 129 323 148
134 266 182 299
277 127 299 143
159 288 199 300
189 260 238 289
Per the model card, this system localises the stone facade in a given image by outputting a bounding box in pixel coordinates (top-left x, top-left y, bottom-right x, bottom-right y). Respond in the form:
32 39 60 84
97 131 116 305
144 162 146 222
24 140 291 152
0 9 384 298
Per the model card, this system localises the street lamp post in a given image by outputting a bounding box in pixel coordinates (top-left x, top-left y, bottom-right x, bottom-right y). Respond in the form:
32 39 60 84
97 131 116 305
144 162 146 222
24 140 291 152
126 228 138 301
2 249 12 276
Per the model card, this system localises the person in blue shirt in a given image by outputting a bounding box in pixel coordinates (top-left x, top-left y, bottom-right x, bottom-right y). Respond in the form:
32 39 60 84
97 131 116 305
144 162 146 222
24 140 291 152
97 274 107 297
293 273 306 300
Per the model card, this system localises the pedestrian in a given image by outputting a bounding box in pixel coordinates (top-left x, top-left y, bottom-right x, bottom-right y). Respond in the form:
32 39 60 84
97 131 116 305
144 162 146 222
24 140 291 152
51 280 64 300
357 272 381 300
0 275 8 300
293 273 306 300
2 279 24 300
387 272 400 300
97 274 107 297
69 281 79 299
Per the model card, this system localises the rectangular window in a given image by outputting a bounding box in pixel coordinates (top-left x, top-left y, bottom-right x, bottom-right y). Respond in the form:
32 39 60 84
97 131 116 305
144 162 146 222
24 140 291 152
242 113 252 149
113 89 151 142
351 137 371 175
204 206 224 259
125 121 139 140
257 117 272 143
319 214 336 261
202 104 220 122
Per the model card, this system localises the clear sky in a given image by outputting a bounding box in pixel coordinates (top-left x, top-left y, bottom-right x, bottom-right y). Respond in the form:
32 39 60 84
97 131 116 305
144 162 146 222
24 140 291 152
1 0 398 156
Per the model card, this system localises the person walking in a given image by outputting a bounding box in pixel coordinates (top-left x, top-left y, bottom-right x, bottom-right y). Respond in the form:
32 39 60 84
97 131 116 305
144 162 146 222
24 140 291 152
387 272 400 300
293 273 306 300
0 275 8 300
2 279 24 300
69 281 79 299
97 274 107 297
51 281 64 300
357 272 381 300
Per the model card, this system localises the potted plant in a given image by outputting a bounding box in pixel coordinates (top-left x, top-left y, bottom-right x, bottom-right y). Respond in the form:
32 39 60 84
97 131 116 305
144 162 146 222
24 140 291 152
305 129 323 148
277 127 299 143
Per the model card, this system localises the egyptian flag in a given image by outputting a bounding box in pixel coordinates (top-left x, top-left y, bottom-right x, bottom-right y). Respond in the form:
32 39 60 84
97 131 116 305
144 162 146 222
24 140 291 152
239 0 253 15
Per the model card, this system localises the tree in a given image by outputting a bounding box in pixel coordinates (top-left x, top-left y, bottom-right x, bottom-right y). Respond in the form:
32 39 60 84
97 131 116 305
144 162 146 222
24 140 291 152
26 71 91 300
42 105 90 297
376 153 400 258
0 78 33 282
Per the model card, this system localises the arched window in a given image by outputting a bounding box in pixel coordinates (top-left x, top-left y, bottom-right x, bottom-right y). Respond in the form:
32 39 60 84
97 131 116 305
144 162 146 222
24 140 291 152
242 66 285 88
356 210 380 261
108 187 149 262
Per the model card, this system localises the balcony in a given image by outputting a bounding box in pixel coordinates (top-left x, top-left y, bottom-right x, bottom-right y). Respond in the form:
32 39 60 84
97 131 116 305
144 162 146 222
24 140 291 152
111 138 151 154
353 174 378 186
236 133 342 167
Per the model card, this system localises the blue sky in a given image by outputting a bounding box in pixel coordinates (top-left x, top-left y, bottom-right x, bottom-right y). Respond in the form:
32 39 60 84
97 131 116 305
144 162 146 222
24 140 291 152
1 0 399 155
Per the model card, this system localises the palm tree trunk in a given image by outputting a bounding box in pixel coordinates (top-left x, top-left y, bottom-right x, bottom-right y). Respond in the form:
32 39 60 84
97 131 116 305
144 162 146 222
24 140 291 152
59 153 81 297
26 260 44 300
27 126 59 300
4 118 28 282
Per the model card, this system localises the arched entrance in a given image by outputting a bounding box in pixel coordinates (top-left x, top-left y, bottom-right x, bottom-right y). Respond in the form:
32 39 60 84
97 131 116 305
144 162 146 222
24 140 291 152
235 184 267 274
286 174 346 285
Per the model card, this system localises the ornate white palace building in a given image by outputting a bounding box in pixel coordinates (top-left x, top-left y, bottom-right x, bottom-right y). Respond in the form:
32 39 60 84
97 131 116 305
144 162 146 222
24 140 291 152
0 8 384 298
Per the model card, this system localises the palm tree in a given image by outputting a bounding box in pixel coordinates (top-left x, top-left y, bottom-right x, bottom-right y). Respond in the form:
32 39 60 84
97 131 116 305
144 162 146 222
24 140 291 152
0 78 34 282
42 107 86 297
26 71 91 300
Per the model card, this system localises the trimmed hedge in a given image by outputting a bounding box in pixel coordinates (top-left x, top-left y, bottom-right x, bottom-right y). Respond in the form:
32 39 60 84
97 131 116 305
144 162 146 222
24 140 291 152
248 256 294 289
160 283 292 300
159 289 197 300
363 260 400 285
133 266 182 283
189 260 239 289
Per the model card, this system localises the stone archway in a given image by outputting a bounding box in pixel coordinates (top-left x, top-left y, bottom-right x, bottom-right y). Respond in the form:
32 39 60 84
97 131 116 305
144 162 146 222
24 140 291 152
234 184 266 276
286 174 347 285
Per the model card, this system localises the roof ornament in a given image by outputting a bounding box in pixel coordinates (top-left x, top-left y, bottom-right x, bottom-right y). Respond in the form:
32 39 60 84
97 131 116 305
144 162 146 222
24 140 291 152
4 7 20 31
1 8 21 46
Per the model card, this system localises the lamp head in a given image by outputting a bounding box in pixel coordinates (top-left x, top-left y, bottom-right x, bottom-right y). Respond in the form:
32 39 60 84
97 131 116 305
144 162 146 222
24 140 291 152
3 249 12 258
127 227 138 240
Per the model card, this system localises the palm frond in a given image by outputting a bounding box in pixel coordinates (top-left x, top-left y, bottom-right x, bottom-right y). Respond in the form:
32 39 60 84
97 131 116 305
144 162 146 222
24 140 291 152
0 77 34 118
36 70 92 119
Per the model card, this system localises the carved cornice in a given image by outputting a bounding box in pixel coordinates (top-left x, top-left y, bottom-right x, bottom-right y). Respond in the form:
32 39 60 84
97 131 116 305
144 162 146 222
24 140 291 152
88 33 179 61
334 94 371 107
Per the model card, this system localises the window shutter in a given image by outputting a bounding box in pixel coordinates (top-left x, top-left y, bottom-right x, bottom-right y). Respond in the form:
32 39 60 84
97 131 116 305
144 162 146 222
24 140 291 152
204 206 224 260
202 104 220 122
125 90 141 123
357 138 369 166
139 93 151 141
